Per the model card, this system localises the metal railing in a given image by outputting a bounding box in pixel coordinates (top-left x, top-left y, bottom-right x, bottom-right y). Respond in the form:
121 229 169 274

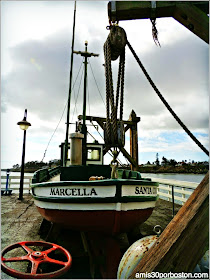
150 177 199 216
1 175 33 193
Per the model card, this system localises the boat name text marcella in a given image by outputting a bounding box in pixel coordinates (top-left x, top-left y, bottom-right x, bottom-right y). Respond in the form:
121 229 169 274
49 186 156 197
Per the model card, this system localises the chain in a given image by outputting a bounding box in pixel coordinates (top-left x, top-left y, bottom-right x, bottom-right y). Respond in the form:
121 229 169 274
151 19 161 47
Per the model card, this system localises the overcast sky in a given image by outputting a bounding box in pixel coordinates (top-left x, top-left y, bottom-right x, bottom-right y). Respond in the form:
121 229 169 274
1 1 209 169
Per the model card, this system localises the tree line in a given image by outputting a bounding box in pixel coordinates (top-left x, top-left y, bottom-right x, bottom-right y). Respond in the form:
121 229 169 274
12 160 61 172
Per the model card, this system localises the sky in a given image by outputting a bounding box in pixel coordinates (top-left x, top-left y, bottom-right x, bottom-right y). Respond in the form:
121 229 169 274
1 0 209 169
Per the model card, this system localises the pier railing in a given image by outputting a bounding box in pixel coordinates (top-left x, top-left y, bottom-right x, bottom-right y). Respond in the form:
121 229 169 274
1 173 199 207
149 177 199 216
1 174 33 193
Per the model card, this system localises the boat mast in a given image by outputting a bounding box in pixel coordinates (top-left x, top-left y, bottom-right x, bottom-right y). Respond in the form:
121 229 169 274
82 41 88 165
64 1 77 167
74 42 99 165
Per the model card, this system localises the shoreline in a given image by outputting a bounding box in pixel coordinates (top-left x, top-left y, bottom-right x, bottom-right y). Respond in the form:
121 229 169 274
138 166 208 174
1 167 208 175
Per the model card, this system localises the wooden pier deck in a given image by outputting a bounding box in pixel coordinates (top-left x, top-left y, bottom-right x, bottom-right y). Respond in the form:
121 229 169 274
1 193 181 279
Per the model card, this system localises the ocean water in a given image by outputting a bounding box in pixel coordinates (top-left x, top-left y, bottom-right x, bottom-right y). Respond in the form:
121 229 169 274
142 173 205 183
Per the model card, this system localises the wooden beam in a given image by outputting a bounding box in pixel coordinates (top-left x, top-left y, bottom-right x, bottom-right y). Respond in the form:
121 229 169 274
108 1 175 21
124 124 132 133
129 172 209 278
173 2 209 43
77 115 140 126
119 147 139 170
108 1 209 43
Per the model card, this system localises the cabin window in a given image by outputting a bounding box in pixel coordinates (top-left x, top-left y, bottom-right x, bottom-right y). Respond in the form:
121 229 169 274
87 148 101 161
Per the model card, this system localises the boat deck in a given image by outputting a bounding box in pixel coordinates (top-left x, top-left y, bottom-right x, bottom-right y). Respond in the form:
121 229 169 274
1 193 181 279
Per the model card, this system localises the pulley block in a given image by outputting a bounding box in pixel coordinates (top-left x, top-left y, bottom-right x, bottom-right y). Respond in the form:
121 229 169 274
108 25 127 61
104 120 125 148
1 241 72 279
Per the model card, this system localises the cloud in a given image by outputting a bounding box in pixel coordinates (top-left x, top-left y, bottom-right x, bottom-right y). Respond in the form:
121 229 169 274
2 28 107 123
1 2 208 168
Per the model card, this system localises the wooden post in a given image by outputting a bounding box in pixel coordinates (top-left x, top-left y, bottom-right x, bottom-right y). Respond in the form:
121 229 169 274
129 172 209 278
129 110 140 171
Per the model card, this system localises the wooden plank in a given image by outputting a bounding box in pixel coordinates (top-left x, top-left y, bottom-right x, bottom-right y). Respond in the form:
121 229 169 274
129 172 209 278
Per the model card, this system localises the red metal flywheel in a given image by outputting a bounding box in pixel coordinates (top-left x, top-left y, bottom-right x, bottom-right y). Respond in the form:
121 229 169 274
1 241 72 279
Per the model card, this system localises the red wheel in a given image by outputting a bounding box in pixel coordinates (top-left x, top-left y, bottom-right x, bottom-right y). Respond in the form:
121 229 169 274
1 241 72 279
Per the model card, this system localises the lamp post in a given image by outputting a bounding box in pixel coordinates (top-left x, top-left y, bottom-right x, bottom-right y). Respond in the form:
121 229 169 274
17 109 31 200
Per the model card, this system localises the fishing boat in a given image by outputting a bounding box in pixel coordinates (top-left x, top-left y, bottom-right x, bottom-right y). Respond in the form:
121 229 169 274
31 164 158 235
30 4 158 236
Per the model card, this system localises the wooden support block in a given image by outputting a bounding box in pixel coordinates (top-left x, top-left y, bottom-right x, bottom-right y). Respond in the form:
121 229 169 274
129 172 209 278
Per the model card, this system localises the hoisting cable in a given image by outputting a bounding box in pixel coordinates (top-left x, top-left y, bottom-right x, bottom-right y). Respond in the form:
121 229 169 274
41 103 67 162
71 64 84 122
126 40 209 156
90 120 104 141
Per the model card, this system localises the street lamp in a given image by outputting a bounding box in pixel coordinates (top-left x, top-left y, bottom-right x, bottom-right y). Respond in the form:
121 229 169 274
17 109 31 200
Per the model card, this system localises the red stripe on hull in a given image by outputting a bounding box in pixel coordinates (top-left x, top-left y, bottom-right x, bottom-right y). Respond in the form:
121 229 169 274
36 207 154 235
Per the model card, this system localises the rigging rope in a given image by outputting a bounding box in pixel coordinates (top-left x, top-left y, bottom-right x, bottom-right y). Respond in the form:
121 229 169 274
88 58 106 106
41 103 67 162
126 40 209 156
71 65 84 123
41 60 84 162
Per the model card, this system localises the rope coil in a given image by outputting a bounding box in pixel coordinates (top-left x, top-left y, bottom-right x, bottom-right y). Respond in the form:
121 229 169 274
103 25 126 148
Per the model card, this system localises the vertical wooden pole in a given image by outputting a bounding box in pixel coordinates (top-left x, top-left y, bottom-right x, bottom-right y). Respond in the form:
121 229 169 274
129 110 140 171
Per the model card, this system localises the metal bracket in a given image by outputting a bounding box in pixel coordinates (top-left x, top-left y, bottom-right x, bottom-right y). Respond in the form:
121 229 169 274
111 1 117 22
151 1 156 19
